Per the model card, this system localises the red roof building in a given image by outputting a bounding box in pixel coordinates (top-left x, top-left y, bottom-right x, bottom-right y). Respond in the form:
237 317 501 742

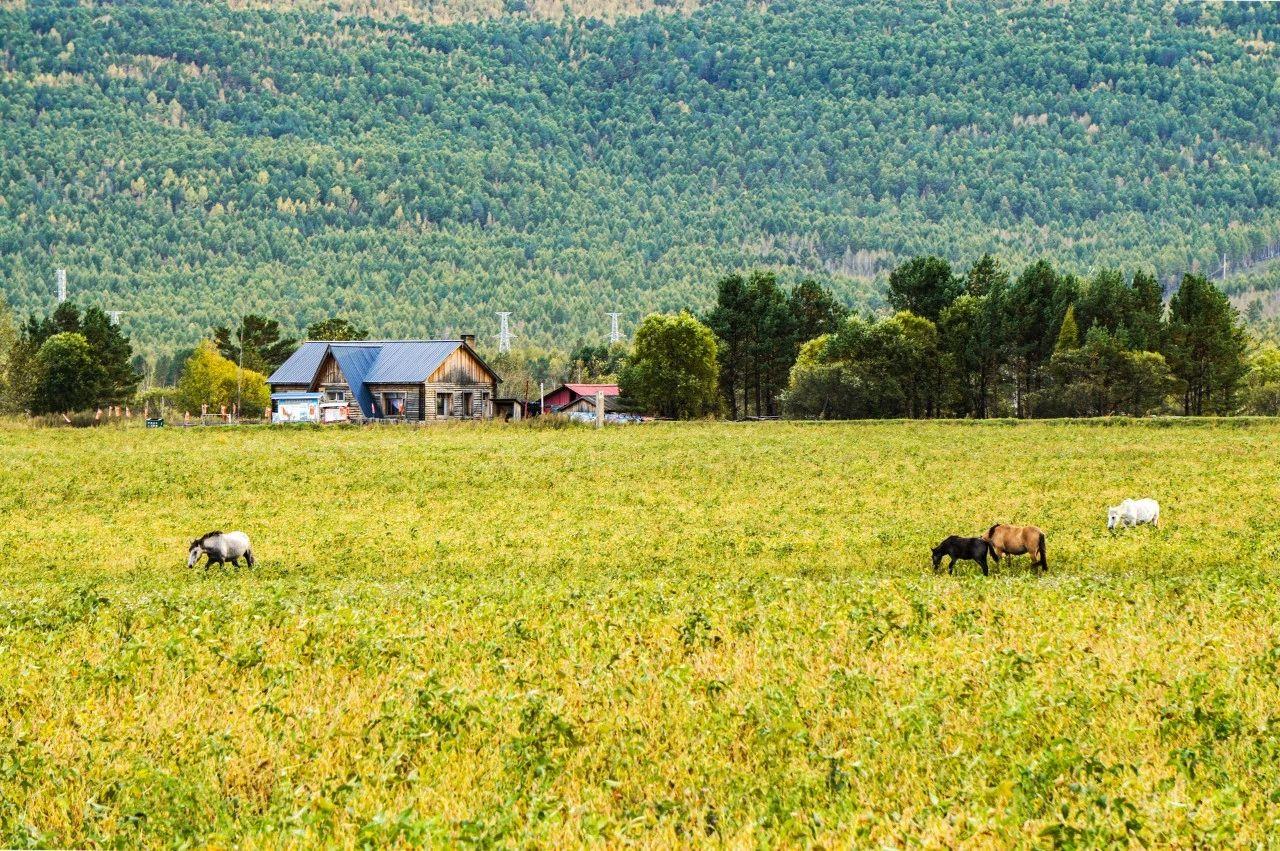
540 383 620 412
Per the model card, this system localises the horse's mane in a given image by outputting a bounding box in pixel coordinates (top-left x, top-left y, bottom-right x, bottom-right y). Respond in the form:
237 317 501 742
986 524 1000 538
191 530 223 548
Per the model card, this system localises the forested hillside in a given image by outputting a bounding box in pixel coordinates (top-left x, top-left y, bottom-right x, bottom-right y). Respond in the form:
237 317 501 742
2 0 1279 354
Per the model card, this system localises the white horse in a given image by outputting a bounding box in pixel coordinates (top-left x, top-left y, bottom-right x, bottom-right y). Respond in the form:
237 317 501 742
188 531 255 568
1107 498 1160 530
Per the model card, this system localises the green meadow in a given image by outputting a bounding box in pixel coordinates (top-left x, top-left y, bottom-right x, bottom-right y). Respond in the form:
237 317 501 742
2 419 1280 847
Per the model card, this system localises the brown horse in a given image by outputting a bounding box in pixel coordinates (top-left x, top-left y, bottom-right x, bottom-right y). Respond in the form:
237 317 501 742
982 524 1047 573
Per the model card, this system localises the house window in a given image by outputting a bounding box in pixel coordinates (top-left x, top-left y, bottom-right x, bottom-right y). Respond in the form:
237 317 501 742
383 392 406 418
436 392 450 417
326 389 345 402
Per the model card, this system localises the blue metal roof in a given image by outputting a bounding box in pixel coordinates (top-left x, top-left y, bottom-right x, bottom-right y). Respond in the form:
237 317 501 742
363 341 461 383
330 344 381 417
267 342 328 384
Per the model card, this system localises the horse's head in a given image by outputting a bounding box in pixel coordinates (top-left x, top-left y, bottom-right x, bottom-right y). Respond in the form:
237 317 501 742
1106 506 1119 530
188 531 220 567
930 545 943 572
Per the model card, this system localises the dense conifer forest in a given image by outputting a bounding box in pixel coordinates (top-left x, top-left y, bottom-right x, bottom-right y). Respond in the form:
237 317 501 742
2 1 1279 355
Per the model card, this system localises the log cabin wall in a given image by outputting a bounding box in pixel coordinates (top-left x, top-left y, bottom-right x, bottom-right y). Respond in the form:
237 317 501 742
367 384 424 421
421 383 495 420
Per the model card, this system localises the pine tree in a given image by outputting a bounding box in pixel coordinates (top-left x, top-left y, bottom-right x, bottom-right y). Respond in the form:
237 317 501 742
306 317 369 341
887 256 963 322
1165 273 1248 415
213 315 297 374
1054 305 1081 354
81 307 140 404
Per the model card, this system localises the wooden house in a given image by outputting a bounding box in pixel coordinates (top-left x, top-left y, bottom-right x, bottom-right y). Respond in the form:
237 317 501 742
268 336 501 422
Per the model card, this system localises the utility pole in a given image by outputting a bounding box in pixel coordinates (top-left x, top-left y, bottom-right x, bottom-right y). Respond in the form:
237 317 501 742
495 312 515 353
607 312 623 345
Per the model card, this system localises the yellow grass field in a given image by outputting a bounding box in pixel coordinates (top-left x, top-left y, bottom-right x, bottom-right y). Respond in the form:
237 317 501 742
3 419 1280 847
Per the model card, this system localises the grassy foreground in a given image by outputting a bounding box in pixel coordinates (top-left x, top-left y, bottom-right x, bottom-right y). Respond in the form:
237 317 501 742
3 419 1280 847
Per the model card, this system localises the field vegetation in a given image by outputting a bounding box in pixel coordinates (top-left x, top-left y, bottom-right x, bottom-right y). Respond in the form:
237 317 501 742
3 419 1280 845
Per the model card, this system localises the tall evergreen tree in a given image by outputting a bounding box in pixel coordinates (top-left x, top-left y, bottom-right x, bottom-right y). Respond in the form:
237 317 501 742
1054 305 1081 354
1164 273 1248 415
81 307 140 404
1004 260 1078 416
0 304 14 412
305 317 369 341
1127 270 1166 351
964 253 1008 299
705 273 751 419
213 315 297 375
887 256 963 322
1075 268 1129 338
788 279 848 342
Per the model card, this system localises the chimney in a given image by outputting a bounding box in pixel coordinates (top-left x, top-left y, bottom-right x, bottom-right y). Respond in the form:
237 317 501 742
461 334 476 348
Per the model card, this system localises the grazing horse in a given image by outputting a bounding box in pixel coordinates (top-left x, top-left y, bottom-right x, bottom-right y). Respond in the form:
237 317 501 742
931 535 996 576
1108 498 1160 530
983 524 1047 573
188 531 255 569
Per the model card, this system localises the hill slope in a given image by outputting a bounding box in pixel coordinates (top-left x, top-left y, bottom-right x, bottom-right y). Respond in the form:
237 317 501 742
1 0 1278 353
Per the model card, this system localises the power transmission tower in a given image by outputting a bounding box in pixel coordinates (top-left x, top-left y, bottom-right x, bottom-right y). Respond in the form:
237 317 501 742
107 310 124 325
56 269 67 303
1221 253 1229 281
606 312 623 345
495 312 515 353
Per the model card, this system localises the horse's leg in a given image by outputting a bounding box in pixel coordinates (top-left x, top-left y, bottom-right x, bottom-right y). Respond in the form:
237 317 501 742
979 554 989 577
246 549 255 568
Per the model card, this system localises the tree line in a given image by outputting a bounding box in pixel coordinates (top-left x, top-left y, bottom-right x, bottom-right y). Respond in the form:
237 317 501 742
616 256 1274 420
781 257 1252 419
2 254 1277 422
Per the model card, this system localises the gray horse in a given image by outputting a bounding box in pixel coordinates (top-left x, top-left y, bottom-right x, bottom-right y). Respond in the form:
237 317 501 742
188 531 255 568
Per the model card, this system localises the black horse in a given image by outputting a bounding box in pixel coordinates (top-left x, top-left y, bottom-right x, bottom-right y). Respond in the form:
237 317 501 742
931 535 996 576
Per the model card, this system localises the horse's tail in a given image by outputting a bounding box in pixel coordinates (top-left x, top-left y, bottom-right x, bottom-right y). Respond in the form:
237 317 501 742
1038 532 1047 572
